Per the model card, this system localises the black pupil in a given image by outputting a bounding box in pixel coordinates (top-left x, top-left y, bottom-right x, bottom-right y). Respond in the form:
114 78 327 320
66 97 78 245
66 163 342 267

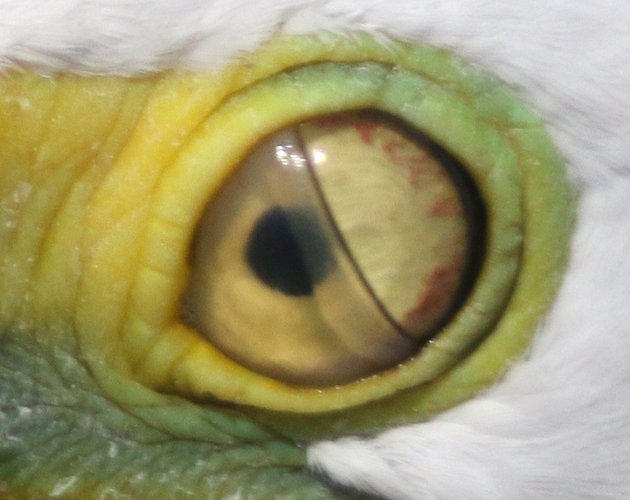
246 207 333 296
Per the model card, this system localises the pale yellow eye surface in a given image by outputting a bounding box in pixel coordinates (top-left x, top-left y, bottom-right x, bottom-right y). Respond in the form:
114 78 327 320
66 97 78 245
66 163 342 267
183 111 480 386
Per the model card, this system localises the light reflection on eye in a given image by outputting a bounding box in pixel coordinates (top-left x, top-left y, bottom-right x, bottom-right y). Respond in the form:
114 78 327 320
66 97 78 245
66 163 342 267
181 110 484 386
311 149 327 164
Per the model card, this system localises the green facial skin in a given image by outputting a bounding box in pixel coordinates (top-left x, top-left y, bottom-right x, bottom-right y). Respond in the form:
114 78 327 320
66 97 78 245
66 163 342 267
0 34 573 498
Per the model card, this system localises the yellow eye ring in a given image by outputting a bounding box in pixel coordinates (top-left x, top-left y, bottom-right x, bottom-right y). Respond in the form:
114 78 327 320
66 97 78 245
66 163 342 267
70 34 571 422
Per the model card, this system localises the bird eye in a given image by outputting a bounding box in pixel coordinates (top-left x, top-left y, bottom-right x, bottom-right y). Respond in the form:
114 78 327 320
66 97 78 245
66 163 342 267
0 34 573 440
181 111 483 386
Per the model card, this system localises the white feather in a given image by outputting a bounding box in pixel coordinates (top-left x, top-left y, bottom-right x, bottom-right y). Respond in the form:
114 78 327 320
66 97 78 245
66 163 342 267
2 1 630 498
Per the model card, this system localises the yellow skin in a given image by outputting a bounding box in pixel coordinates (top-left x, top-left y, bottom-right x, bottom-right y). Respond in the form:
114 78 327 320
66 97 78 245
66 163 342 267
0 34 572 497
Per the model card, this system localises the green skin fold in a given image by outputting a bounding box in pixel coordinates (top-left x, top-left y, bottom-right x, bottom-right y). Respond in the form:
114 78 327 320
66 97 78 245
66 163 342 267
0 330 365 498
0 35 573 498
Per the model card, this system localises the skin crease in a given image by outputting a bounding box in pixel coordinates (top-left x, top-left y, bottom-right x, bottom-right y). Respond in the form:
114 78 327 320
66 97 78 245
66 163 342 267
1 1 630 499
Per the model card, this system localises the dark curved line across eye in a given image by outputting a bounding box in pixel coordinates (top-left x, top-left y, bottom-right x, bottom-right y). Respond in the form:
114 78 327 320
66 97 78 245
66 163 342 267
294 112 415 341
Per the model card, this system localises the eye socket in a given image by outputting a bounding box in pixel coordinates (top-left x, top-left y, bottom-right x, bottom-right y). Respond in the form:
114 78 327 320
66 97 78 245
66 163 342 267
181 110 483 386
115 42 563 419
6 34 568 435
